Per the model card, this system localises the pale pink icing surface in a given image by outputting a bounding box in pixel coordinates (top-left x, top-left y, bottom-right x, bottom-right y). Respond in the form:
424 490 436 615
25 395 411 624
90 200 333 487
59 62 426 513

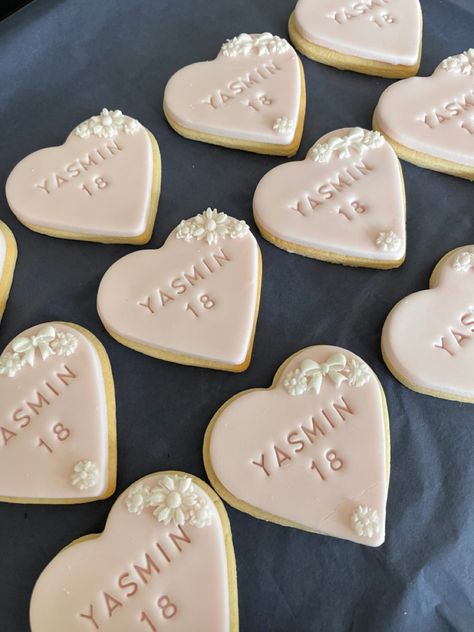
382 247 474 399
253 127 405 261
374 58 474 166
294 0 421 66
163 39 302 145
209 345 389 546
5 125 154 237
97 220 260 367
30 473 231 632
0 323 112 500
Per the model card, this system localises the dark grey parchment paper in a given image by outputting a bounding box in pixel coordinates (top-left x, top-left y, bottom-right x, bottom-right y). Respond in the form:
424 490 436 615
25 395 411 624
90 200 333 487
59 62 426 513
0 0 473 630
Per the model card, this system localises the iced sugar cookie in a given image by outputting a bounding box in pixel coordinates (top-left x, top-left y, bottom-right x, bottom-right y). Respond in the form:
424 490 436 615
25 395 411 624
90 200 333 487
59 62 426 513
373 50 474 180
0 221 17 322
98 209 261 372
382 246 474 402
204 346 390 546
0 322 116 503
253 127 406 268
163 33 306 156
289 0 422 78
6 109 161 243
30 471 238 632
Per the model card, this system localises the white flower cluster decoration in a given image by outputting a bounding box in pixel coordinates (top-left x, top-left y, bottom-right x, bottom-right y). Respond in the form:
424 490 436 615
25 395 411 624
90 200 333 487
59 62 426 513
126 475 213 529
0 352 25 377
376 231 402 253
221 32 290 57
176 208 249 246
309 128 384 164
0 326 79 378
441 49 474 76
71 460 100 490
74 108 140 139
283 354 372 396
452 248 474 272
50 331 79 356
273 117 295 135
351 505 380 539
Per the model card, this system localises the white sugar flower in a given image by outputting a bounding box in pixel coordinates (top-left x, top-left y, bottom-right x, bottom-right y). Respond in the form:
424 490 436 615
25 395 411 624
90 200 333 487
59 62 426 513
189 499 213 528
147 475 198 526
309 142 332 163
193 208 229 245
346 358 372 387
123 117 140 134
71 460 99 490
363 130 384 149
273 117 294 135
221 34 254 57
176 210 249 244
228 219 250 239
452 250 474 272
221 33 289 57
91 108 125 138
442 49 474 75
255 33 290 55
351 505 380 538
126 482 151 515
176 219 195 242
50 331 78 357
74 108 140 139
0 352 25 377
376 231 401 252
74 122 91 139
283 368 308 396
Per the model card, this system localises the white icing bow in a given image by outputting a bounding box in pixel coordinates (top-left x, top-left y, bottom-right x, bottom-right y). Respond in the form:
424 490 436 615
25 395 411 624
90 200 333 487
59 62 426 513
12 325 56 367
283 354 372 396
299 354 348 394
309 128 384 164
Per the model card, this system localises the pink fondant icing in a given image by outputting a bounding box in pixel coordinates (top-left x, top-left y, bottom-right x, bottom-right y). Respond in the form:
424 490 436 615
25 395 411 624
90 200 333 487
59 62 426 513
97 217 260 369
6 124 155 238
253 127 405 262
208 345 389 546
0 322 113 501
382 246 474 400
163 37 302 145
294 0 422 66
374 54 474 166
30 473 232 631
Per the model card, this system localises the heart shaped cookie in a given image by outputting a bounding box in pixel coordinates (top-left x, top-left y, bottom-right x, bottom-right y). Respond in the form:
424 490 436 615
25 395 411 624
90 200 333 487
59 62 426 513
382 246 474 402
6 109 161 243
97 209 261 372
163 33 305 156
289 0 422 78
253 127 406 268
30 471 238 632
204 346 390 546
0 322 116 503
373 50 474 180
0 220 17 322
